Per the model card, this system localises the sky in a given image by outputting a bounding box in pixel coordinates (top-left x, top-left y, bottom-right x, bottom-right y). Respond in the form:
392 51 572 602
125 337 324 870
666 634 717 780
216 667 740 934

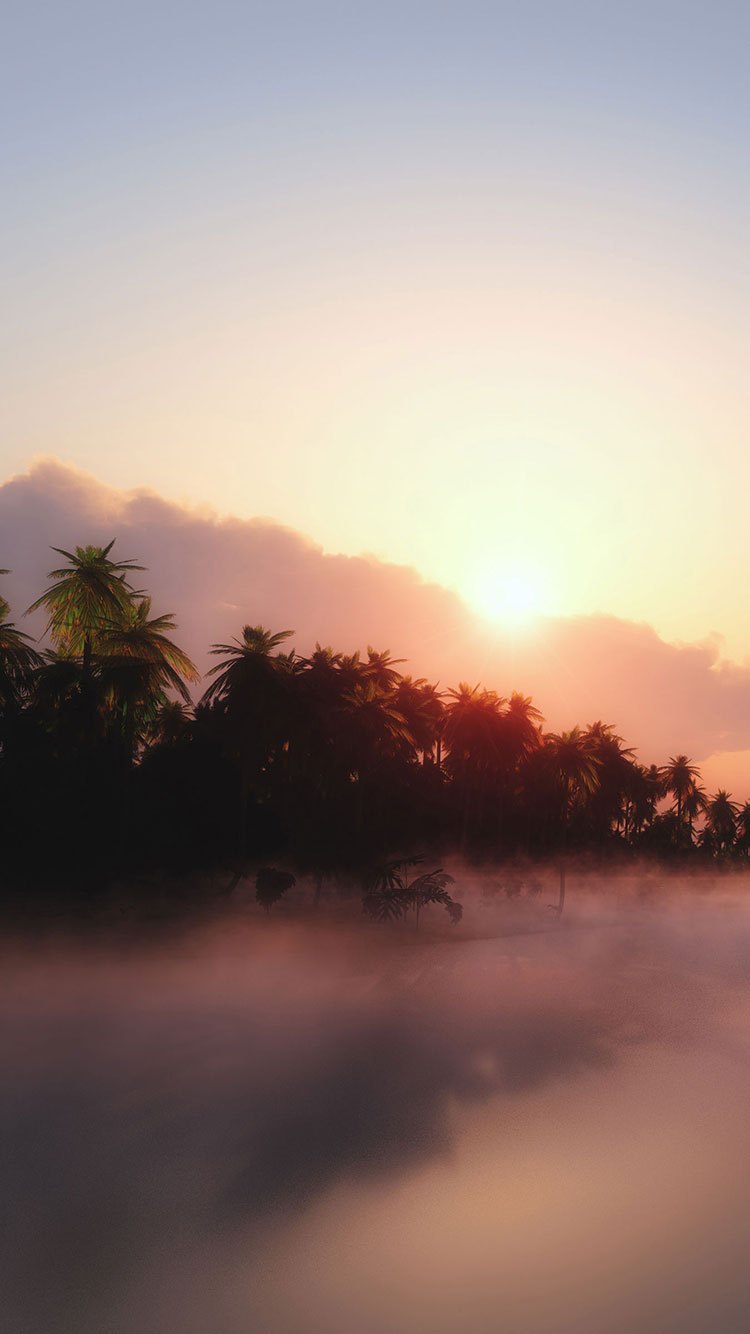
3 3 750 656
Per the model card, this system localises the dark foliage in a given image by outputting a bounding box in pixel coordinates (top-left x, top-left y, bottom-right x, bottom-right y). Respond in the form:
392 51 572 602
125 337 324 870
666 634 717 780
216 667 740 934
0 548 746 914
255 867 296 912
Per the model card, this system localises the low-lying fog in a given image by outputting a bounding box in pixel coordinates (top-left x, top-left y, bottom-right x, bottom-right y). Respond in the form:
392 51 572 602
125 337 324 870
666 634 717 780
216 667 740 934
4 870 750 1333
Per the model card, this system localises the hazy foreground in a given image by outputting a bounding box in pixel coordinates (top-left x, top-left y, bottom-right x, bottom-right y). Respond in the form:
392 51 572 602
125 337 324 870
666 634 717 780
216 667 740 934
5 872 750 1333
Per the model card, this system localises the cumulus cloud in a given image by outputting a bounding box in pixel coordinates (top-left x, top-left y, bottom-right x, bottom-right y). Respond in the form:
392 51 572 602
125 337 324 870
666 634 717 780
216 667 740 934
3 456 750 775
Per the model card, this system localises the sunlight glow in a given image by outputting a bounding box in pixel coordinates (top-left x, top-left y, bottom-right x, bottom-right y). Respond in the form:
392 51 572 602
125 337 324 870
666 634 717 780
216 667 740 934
469 569 547 624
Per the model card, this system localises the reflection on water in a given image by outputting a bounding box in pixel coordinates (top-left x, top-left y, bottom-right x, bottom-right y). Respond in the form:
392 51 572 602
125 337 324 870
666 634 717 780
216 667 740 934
4 885 750 1333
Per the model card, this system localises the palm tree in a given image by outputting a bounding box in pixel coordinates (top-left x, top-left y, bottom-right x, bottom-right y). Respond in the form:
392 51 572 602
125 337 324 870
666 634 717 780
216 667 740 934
420 680 447 768
203 625 294 702
363 646 406 691
624 762 664 841
443 684 506 850
149 699 192 748
339 680 415 834
341 680 413 755
0 578 44 710
704 789 738 859
660 755 702 848
363 857 462 929
27 542 143 676
98 597 199 756
337 650 365 693
683 782 708 847
544 727 600 911
201 625 295 861
502 693 543 763
391 676 445 765
495 693 543 847
735 801 750 861
583 721 636 845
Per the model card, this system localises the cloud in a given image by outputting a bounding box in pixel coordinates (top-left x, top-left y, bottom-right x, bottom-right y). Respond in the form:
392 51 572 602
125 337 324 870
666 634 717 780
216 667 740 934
3 456 750 776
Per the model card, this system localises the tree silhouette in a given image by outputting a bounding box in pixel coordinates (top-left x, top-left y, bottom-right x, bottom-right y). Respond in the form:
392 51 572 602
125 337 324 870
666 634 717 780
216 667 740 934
660 755 702 848
27 542 143 677
583 721 636 846
443 684 506 851
704 789 738 858
5 540 750 900
202 626 295 862
363 646 406 691
0 579 44 710
391 676 445 766
735 802 750 861
363 858 462 929
255 867 296 912
544 727 600 911
98 597 198 752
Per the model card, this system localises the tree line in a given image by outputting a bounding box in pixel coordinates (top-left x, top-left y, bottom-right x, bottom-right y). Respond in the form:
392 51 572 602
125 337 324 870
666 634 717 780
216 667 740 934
1 541 748 905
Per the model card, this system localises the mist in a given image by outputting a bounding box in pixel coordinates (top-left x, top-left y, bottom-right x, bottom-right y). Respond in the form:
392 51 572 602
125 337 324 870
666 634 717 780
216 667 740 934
5 872 750 1333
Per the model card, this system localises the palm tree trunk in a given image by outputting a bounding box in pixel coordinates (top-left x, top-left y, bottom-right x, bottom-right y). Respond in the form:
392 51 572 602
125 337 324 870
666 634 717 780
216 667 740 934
239 763 249 864
117 705 137 872
557 777 570 913
460 779 472 854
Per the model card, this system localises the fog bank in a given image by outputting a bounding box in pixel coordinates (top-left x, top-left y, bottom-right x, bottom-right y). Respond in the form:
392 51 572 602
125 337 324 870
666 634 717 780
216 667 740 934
4 876 750 1332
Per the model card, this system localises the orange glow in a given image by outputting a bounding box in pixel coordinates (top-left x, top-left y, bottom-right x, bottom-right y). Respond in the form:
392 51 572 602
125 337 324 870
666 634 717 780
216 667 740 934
469 567 548 625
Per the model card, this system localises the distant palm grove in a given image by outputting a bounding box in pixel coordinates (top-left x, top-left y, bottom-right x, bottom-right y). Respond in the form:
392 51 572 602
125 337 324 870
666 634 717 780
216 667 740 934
1 542 748 902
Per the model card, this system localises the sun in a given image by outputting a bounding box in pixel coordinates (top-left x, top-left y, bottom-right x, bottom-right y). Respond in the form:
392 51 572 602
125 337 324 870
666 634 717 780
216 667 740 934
469 569 546 624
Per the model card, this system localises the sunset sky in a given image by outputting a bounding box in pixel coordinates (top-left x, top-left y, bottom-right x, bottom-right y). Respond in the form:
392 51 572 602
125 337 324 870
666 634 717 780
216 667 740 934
3 3 750 660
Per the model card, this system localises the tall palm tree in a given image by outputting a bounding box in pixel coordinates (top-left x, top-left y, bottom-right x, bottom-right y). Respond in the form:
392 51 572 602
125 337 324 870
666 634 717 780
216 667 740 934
704 789 738 858
735 801 750 861
203 625 294 702
339 680 415 833
502 693 543 762
337 650 365 693
419 680 447 768
660 755 702 848
340 680 414 757
544 726 600 911
149 699 192 748
27 542 143 676
363 647 406 692
583 721 636 844
625 762 664 840
0 578 44 710
391 676 445 765
443 684 506 850
683 782 708 848
202 625 295 861
98 597 199 756
491 692 543 850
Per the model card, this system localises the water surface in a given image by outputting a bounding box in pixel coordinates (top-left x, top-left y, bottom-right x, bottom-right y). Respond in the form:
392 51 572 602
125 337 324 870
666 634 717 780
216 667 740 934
4 883 750 1333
